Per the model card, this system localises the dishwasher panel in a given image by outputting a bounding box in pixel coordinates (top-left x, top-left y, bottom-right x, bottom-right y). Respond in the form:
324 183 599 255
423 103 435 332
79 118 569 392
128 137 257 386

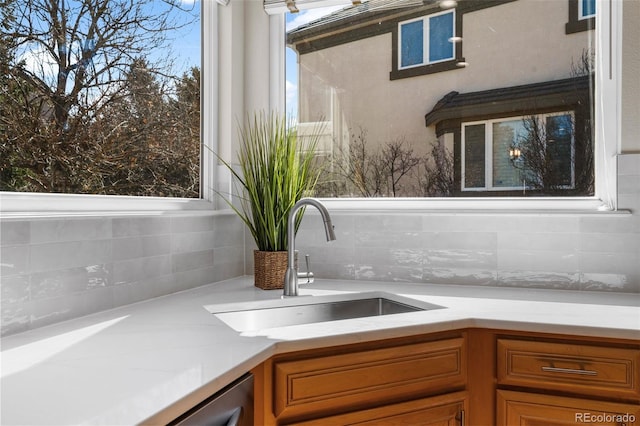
170 373 254 426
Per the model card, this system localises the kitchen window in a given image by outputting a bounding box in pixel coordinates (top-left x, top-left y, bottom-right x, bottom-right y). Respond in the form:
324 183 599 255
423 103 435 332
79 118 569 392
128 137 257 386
398 10 455 69
1 0 215 212
283 0 621 208
462 113 577 193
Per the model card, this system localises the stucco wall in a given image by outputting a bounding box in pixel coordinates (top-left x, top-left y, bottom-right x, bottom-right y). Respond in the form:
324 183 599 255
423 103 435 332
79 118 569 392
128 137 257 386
296 0 593 156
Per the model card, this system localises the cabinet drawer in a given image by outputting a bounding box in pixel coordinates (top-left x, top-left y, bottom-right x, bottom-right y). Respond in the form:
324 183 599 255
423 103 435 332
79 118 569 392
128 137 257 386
290 391 468 426
497 339 640 400
273 337 466 419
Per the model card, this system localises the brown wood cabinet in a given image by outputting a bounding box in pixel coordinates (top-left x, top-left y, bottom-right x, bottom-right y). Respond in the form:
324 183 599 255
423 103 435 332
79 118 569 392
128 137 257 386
293 391 468 426
496 336 640 426
253 332 467 425
252 329 640 425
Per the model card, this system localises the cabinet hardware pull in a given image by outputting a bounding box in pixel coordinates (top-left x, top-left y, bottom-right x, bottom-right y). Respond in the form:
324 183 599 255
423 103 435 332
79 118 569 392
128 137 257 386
458 409 465 426
541 366 598 376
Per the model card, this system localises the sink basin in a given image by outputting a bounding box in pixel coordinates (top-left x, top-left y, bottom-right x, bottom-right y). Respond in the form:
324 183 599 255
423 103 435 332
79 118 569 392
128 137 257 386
207 292 444 332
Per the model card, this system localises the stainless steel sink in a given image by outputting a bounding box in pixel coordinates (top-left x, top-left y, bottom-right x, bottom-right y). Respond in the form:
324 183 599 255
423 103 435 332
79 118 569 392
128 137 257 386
207 292 444 332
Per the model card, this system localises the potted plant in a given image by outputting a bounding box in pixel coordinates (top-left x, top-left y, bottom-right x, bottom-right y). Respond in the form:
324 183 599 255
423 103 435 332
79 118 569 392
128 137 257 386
218 112 322 289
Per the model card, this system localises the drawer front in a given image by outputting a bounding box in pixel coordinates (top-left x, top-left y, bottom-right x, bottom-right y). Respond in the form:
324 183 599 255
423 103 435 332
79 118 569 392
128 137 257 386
290 391 468 426
497 339 640 400
273 337 466 419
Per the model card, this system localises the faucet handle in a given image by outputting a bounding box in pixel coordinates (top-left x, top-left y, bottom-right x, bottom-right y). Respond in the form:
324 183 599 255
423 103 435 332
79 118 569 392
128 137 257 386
296 253 314 284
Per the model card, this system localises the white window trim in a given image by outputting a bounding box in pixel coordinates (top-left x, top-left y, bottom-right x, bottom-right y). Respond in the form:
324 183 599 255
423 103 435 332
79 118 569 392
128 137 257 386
461 112 577 192
0 0 219 215
269 0 621 213
397 9 456 71
4 0 619 216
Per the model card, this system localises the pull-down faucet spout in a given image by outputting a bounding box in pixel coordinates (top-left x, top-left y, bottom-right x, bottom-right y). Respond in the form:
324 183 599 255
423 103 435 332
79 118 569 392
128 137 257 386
283 198 336 297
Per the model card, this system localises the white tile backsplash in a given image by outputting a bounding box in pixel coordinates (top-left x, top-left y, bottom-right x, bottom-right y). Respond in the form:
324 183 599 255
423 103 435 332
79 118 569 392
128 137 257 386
1 213 245 336
2 154 638 336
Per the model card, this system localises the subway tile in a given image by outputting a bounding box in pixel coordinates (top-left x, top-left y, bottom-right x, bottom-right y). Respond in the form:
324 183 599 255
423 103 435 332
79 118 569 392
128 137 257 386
1 274 30 305
354 264 423 282
30 240 111 273
112 234 171 261
112 275 176 307
579 215 637 233
213 246 244 266
112 255 172 285
171 250 214 273
112 216 171 237
579 232 640 253
30 264 112 300
422 268 498 286
497 270 580 290
618 153 640 175
425 249 497 270
212 218 245 248
579 252 637 275
355 231 425 249
173 266 217 291
1 221 30 246
30 218 111 244
1 245 30 277
498 249 579 273
171 231 215 254
422 232 497 251
498 232 579 252
0 302 30 336
580 273 635 292
170 214 214 233
618 174 640 195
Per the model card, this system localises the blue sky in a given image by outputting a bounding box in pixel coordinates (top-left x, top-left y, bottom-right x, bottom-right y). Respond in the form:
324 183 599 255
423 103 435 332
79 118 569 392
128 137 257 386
285 5 346 119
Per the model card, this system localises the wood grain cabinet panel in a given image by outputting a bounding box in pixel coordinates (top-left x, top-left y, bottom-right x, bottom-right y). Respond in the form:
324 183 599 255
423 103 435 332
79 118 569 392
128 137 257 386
497 339 640 401
273 337 466 419
290 391 468 426
497 390 640 426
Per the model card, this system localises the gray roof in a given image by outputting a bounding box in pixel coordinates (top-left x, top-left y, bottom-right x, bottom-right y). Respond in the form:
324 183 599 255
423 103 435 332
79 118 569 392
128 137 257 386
287 0 438 42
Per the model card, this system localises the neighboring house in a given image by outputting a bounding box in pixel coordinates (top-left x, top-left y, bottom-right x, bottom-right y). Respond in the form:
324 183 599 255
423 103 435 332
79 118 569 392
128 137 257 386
287 0 595 196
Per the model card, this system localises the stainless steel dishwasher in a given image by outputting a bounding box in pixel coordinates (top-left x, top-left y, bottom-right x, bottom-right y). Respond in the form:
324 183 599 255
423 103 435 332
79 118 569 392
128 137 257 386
169 373 254 426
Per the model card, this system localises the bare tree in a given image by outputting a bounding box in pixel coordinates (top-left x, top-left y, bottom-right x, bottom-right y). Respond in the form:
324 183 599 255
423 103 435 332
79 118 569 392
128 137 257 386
321 127 422 197
419 142 455 196
1 0 198 194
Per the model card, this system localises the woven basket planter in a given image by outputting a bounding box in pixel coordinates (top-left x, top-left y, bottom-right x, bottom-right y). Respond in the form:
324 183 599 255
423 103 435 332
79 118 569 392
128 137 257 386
253 250 288 290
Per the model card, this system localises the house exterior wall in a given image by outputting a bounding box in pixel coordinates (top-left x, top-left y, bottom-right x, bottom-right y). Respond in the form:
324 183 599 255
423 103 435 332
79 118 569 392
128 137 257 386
296 0 593 156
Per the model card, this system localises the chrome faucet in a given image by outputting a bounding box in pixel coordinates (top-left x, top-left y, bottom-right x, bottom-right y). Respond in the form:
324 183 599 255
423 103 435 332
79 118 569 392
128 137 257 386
283 198 336 297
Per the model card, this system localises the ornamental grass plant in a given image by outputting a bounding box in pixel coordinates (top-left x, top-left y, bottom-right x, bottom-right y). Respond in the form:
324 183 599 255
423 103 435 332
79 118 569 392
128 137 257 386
218 112 322 252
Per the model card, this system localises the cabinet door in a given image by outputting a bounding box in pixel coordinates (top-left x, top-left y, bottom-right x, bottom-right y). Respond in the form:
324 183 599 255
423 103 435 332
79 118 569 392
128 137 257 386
291 391 468 426
273 337 466 419
497 390 640 426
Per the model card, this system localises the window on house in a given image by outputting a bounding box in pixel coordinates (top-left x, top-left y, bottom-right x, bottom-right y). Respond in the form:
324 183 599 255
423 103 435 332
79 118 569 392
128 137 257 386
285 0 598 199
399 10 455 69
579 0 596 19
566 0 595 34
1 0 201 199
462 113 577 193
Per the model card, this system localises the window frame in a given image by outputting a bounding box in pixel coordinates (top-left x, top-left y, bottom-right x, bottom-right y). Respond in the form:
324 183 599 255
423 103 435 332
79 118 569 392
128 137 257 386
2 0 622 215
579 0 596 20
0 0 218 215
460 112 577 193
566 0 596 34
397 9 456 71
276 0 621 212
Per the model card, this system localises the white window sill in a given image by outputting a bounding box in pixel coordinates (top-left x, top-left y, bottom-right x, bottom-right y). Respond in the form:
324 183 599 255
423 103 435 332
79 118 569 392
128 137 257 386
0 192 225 218
317 197 630 215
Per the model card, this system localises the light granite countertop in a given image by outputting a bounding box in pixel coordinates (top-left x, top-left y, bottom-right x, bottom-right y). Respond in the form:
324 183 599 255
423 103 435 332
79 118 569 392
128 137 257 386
1 277 639 425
